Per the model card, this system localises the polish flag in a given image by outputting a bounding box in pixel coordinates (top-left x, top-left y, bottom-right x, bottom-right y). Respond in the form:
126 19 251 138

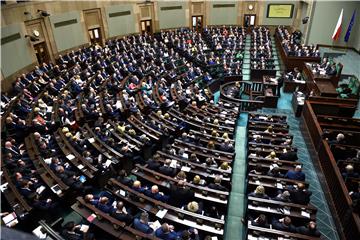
332 9 343 41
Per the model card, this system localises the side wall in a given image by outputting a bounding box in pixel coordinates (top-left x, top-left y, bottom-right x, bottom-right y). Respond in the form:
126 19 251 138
1 23 35 79
49 11 87 52
307 1 360 50
208 1 238 25
106 4 136 37
157 1 187 29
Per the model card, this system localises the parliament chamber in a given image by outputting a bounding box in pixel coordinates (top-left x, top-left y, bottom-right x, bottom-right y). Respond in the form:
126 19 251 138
1 1 360 240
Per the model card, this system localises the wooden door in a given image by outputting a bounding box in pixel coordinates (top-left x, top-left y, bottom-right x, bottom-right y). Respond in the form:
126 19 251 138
192 15 203 32
33 42 50 64
140 20 152 34
88 28 102 45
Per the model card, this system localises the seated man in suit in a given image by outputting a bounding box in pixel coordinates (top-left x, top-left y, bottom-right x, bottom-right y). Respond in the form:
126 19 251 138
272 216 297 233
219 139 235 152
116 170 134 187
146 155 161 171
155 223 180 240
285 165 305 181
55 166 91 193
342 164 359 180
326 63 337 76
133 212 154 234
61 221 94 240
158 159 177 177
169 180 194 207
297 221 321 237
110 201 133 224
289 183 312 205
144 185 169 203
327 133 346 145
96 196 114 214
273 190 291 202
208 176 228 192
279 149 298 161
179 228 199 240
250 214 270 228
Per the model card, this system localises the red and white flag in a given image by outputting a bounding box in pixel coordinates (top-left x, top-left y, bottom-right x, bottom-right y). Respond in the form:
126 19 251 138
332 9 343 41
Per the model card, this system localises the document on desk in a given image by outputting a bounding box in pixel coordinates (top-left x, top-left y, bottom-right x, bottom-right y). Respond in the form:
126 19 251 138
66 154 75 160
276 183 283 189
301 211 311 218
181 166 191 172
156 209 168 219
80 224 89 233
149 220 161 231
170 160 177 168
36 186 46 195
88 138 95 143
0 182 8 192
283 208 291 215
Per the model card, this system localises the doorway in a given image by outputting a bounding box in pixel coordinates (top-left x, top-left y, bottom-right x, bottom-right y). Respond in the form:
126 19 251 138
140 20 152 34
244 14 256 27
83 8 104 46
33 42 50 64
88 28 102 45
192 15 203 32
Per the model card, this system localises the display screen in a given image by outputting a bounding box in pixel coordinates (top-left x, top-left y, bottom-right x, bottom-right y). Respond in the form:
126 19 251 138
267 4 294 18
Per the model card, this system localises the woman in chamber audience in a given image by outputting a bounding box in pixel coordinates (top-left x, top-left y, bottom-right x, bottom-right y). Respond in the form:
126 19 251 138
203 157 218 168
184 201 203 214
175 171 187 182
219 162 232 172
265 151 279 160
248 185 269 199
191 175 206 186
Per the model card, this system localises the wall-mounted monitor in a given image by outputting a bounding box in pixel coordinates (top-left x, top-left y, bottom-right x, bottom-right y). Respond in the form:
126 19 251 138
267 4 294 18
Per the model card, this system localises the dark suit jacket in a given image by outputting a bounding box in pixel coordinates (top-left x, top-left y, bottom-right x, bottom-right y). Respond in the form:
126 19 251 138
158 165 176 177
271 219 297 233
297 226 321 237
208 183 229 192
146 160 160 171
289 189 312 205
169 184 194 207
279 151 298 161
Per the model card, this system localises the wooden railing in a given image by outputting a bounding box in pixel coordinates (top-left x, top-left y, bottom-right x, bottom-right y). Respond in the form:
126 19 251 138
302 100 360 239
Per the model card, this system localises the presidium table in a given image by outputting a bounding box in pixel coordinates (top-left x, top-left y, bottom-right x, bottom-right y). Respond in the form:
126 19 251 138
302 63 339 97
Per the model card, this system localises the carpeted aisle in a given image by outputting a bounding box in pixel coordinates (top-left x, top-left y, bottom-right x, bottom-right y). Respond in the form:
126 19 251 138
224 113 248 240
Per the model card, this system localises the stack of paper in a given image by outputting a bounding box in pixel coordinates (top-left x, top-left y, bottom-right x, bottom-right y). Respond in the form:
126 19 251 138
156 209 168 219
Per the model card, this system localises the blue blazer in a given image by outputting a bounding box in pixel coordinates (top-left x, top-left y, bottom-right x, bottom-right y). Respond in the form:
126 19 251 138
133 218 153 234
